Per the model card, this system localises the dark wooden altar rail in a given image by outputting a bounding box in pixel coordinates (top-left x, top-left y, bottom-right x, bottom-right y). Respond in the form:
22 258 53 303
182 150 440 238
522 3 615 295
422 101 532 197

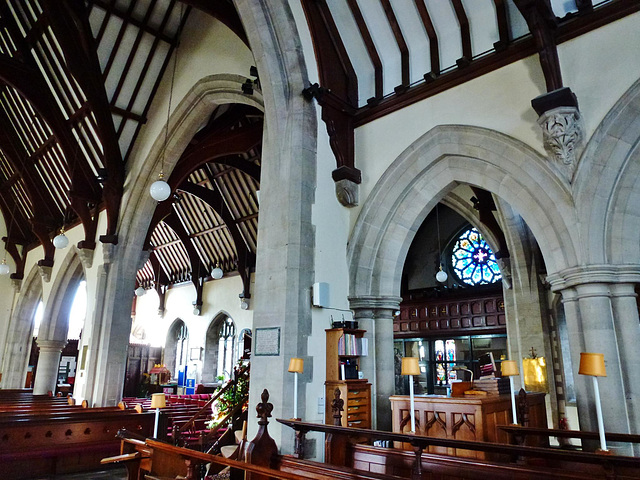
499 425 640 445
0 409 154 479
277 419 640 479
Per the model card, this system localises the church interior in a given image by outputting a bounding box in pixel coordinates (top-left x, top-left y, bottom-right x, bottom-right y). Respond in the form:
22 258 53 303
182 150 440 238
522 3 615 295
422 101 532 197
1 0 640 478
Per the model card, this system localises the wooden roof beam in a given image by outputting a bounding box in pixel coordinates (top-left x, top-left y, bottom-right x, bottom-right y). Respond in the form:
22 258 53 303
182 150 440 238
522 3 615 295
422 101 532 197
381 0 410 92
41 0 125 241
414 0 441 78
179 181 254 299
451 0 472 67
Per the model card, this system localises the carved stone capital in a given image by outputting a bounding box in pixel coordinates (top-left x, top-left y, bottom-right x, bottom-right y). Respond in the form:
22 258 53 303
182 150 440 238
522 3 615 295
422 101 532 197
76 247 95 269
335 179 359 207
38 264 52 283
11 278 22 293
537 106 584 182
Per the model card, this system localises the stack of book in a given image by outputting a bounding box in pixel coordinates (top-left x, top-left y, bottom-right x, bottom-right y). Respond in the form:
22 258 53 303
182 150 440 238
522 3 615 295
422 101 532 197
473 375 511 395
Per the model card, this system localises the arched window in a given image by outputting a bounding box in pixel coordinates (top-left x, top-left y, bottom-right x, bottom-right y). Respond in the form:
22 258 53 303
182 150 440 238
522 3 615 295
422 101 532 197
451 227 502 286
217 317 236 380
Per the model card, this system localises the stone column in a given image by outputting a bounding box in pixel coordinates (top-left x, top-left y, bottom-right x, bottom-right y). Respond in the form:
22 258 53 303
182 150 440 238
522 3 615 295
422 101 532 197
610 283 640 447
568 283 631 454
350 295 402 432
33 339 67 395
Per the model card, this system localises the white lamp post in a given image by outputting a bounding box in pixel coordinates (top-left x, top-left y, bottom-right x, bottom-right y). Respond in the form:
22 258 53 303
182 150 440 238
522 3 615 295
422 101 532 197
501 360 519 425
150 392 166 438
579 352 608 452
288 357 304 420
401 357 421 433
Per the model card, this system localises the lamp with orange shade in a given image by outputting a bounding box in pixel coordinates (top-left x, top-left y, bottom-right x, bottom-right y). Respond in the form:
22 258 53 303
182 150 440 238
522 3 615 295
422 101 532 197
288 357 304 420
150 393 166 438
578 352 607 452
401 357 420 433
501 360 519 425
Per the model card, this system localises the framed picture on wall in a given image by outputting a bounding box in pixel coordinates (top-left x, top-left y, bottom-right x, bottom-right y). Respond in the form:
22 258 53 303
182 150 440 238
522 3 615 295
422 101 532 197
190 347 202 361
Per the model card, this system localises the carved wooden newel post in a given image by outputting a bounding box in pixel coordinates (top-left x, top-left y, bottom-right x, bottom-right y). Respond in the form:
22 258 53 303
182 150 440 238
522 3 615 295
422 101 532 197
245 389 277 480
325 387 348 466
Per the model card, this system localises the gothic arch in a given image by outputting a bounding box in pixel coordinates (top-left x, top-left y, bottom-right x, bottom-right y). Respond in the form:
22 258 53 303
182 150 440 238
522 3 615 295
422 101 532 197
38 249 85 343
0 265 42 388
348 125 580 300
573 77 640 265
164 318 188 379
89 74 266 404
202 311 236 383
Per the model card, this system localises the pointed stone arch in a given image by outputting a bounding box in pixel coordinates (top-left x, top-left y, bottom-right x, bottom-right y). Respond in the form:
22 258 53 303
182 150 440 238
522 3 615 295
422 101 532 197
1 265 42 388
202 310 235 384
348 125 580 300
164 318 189 379
572 77 640 265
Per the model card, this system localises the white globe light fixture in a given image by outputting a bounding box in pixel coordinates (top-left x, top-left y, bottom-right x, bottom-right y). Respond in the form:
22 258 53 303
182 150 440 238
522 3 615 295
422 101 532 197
211 264 223 280
436 265 448 283
0 258 10 276
135 286 146 297
53 227 69 249
150 172 171 202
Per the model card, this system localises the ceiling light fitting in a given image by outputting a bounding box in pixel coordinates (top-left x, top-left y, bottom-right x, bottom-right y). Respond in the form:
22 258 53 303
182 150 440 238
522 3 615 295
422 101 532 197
0 257 10 276
53 227 69 249
211 263 223 280
435 204 448 283
150 171 171 202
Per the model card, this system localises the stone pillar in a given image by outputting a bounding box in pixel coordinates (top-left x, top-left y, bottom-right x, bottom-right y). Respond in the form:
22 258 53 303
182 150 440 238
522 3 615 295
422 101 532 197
33 339 67 395
556 282 632 455
350 295 402 432
610 283 640 448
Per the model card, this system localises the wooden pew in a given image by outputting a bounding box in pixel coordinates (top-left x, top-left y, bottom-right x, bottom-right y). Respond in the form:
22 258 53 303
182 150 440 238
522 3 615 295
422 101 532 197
0 407 154 479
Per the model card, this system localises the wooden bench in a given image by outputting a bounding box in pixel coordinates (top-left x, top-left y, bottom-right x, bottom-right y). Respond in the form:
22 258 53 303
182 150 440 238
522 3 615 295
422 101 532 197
0 407 154 479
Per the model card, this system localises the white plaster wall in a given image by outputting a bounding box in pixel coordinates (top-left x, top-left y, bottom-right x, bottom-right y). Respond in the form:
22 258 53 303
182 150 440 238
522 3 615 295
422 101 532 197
350 12 640 231
134 273 254 384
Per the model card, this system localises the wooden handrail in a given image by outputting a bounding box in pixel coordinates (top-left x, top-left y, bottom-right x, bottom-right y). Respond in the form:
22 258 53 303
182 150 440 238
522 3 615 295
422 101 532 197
202 394 248 448
277 419 640 469
178 362 250 433
499 425 640 443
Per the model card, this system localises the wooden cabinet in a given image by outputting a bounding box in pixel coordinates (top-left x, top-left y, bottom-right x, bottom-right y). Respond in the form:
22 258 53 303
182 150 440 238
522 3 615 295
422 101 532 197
325 328 371 428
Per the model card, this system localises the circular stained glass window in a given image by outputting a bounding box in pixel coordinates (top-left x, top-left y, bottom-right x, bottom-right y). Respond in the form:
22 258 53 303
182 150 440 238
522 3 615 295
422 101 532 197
451 228 502 286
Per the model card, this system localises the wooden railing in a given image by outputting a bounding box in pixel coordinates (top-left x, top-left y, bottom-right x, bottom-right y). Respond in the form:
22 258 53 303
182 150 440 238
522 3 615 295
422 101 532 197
178 362 250 435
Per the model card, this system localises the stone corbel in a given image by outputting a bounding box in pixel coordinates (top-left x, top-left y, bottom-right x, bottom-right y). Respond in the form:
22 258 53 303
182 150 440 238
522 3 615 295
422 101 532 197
532 88 584 184
537 106 584 182
37 259 53 283
76 246 95 270
11 277 22 293
102 243 117 266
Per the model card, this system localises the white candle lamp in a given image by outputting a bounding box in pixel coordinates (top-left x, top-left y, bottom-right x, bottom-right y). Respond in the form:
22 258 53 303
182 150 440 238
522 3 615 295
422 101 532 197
401 357 421 434
150 392 166 438
578 352 607 452
288 357 304 420
501 360 520 425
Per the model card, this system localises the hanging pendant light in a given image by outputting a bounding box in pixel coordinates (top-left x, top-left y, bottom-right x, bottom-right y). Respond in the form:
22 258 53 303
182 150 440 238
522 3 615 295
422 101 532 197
0 257 10 276
53 227 69 249
150 171 171 201
211 263 223 280
435 203 447 283
436 265 448 283
135 286 146 297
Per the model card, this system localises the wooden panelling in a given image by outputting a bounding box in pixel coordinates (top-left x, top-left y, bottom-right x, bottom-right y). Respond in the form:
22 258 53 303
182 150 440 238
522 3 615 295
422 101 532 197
396 292 506 338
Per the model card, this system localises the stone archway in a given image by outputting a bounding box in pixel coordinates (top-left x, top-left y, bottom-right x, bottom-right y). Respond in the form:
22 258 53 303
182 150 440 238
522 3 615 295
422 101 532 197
202 311 235 384
164 319 188 380
347 124 579 430
33 250 85 395
1 265 42 388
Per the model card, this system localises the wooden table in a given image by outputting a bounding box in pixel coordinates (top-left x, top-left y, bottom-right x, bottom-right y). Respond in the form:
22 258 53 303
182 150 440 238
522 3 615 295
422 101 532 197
390 393 546 459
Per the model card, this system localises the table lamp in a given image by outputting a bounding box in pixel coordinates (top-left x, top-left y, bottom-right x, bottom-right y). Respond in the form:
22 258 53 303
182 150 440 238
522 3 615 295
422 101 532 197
501 360 519 425
288 357 304 420
150 392 166 438
401 357 420 433
578 352 607 452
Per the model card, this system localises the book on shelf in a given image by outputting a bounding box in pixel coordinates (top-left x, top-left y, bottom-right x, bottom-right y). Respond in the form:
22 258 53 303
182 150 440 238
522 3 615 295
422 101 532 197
338 334 368 356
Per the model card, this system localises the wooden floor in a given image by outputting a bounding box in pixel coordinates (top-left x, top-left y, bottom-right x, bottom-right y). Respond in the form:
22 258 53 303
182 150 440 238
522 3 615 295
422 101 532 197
31 467 127 480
